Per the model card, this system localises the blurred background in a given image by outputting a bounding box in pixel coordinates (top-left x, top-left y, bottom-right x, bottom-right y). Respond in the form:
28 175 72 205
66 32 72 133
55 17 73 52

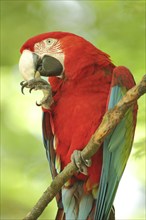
1 1 145 219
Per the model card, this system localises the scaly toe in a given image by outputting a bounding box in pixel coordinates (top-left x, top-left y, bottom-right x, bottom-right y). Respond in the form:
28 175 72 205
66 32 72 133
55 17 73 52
20 78 53 109
71 150 92 175
81 155 92 167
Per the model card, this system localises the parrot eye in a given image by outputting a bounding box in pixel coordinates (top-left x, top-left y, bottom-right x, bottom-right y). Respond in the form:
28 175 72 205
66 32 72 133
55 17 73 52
47 39 51 44
34 38 61 56
46 38 57 47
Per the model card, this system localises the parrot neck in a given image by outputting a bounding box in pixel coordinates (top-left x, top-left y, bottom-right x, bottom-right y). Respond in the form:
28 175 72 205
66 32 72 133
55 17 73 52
49 64 114 103
62 44 112 80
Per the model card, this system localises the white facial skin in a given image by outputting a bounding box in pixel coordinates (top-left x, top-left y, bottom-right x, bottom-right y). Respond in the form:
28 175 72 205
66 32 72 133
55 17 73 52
19 38 64 81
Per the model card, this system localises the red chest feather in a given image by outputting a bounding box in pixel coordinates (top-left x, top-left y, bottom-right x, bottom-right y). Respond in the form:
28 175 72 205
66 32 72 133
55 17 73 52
50 70 112 188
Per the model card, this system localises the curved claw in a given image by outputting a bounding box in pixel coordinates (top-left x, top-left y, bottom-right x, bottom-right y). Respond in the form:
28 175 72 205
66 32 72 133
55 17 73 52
29 87 35 93
21 83 28 94
36 101 42 106
81 155 92 167
20 81 25 86
20 78 52 109
21 86 25 95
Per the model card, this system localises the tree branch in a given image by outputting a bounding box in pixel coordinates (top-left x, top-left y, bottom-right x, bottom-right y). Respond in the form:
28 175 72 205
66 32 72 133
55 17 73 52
23 75 146 220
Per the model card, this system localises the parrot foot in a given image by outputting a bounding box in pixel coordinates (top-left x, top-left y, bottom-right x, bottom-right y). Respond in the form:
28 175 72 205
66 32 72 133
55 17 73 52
20 78 53 109
71 150 92 175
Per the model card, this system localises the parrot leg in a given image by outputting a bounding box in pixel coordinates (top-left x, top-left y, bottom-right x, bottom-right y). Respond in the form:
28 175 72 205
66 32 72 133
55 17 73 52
71 150 92 175
20 78 53 109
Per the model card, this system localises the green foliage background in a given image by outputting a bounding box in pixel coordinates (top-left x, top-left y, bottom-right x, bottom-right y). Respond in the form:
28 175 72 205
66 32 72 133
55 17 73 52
1 1 145 219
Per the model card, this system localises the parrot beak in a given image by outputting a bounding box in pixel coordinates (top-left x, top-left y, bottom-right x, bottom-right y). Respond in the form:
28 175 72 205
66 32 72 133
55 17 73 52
36 55 63 77
19 50 63 81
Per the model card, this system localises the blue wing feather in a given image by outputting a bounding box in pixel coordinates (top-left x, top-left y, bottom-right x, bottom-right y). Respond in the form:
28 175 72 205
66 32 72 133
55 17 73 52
94 68 137 220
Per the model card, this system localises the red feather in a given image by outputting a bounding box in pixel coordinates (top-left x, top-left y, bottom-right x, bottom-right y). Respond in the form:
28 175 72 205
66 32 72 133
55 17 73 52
49 65 114 190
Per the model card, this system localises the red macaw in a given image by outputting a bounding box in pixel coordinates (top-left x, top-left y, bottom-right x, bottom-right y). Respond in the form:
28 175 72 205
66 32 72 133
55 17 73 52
19 32 137 220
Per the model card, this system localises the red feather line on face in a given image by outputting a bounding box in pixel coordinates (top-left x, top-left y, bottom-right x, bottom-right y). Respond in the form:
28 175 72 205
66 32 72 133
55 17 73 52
34 40 62 56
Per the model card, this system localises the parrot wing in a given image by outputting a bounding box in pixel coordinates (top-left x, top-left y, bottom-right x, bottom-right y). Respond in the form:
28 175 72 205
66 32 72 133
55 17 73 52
42 111 64 213
94 66 138 220
42 111 56 178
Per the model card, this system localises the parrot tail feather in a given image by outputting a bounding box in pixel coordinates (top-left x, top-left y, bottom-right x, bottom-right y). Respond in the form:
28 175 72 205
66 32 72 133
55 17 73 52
61 181 94 220
108 206 115 220
87 201 96 220
55 208 65 220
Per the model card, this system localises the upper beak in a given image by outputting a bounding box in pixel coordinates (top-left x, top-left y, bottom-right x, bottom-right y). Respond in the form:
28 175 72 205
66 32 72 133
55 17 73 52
19 50 63 81
19 50 41 81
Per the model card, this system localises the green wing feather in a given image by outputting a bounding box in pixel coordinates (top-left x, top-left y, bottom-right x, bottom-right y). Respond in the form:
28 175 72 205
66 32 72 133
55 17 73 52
94 66 137 220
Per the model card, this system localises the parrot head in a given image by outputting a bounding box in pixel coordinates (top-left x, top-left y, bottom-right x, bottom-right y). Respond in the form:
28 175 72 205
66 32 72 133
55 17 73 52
19 31 111 82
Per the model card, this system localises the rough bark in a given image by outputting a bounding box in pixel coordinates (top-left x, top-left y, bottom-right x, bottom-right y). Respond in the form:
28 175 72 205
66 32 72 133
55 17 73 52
23 75 146 220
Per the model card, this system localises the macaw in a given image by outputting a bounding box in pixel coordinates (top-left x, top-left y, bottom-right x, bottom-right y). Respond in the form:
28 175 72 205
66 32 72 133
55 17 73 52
19 32 137 220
